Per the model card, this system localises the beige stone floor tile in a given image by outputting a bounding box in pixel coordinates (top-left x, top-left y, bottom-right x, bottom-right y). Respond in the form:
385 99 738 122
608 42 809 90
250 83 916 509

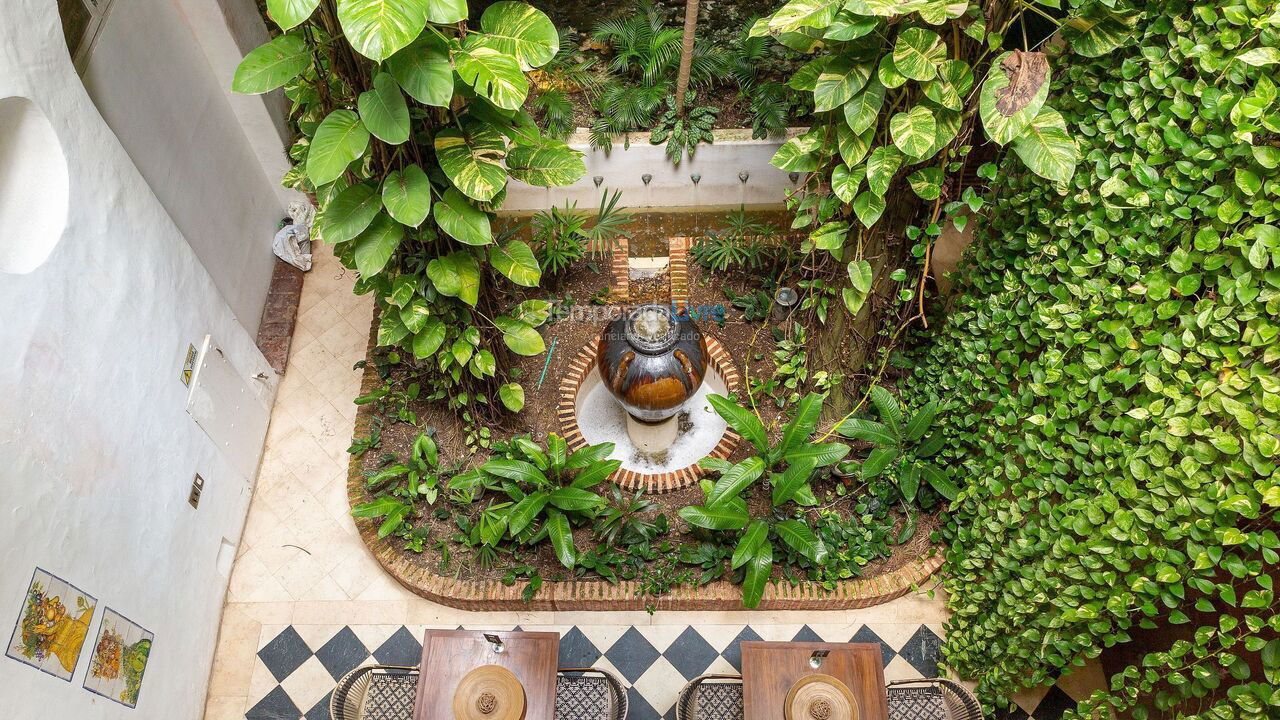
353 567 418 602
317 475 358 536
202 695 247 720
291 600 408 626
231 601 295 625
557 610 655 627
206 605 261 697
328 551 379 602
228 551 293 603
274 549 330 601
237 500 281 556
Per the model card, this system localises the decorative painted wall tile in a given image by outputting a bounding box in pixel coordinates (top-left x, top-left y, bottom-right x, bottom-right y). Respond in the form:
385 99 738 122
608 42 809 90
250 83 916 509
5 567 97 681
83 607 153 708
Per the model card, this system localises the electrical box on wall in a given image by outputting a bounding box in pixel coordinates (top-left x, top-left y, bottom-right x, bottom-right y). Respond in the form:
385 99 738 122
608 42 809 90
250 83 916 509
185 336 271 480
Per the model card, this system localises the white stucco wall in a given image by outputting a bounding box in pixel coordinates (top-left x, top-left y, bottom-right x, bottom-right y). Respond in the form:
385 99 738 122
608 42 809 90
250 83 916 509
502 128 804 211
0 1 276 716
79 0 289 334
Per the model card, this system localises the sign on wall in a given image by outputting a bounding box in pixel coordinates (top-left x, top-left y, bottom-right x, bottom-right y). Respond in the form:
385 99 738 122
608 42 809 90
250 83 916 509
5 567 97 681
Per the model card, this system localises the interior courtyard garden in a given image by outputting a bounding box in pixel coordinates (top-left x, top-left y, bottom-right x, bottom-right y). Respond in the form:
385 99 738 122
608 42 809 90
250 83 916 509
1 0 1278 718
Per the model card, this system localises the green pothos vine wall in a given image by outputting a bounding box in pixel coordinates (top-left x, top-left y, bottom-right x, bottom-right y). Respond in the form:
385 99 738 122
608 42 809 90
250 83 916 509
904 0 1280 717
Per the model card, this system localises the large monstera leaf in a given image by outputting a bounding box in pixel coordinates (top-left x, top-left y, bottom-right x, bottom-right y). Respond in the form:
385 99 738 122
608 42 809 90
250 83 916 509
980 50 1051 145
489 240 541 287
1011 108 1079 184
266 0 320 30
307 109 370 186
351 213 404 276
386 34 453 107
381 164 432 227
232 32 311 93
358 72 410 145
842 77 886 134
505 143 586 186
425 0 467 23
435 126 507 202
473 2 558 70
433 188 493 246
890 105 936 158
762 0 843 34
427 250 480 305
318 183 381 243
454 44 530 110
1062 6 1138 58
892 27 945 82
336 0 431 62
812 57 872 112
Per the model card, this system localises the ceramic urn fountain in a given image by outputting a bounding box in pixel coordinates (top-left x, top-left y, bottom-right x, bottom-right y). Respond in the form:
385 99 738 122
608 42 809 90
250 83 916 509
597 304 709 453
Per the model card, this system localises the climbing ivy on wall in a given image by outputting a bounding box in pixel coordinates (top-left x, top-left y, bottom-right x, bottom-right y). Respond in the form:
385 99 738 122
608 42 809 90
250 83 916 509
904 0 1280 717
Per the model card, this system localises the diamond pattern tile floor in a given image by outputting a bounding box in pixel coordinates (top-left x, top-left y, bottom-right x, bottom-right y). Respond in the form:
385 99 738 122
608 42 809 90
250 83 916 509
237 622 1089 720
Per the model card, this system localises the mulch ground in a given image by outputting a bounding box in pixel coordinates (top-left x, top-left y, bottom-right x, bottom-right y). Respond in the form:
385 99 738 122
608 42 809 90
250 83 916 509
350 250 938 588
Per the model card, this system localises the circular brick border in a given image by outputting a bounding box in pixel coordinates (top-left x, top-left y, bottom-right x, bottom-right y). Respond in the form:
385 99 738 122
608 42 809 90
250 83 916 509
556 334 742 492
346 321 944 610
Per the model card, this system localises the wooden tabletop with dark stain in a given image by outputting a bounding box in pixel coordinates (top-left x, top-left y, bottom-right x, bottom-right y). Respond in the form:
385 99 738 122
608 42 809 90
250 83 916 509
741 641 889 720
412 630 560 720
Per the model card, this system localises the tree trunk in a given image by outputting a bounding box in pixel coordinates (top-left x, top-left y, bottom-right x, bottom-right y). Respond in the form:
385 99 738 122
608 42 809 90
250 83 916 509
673 0 699 115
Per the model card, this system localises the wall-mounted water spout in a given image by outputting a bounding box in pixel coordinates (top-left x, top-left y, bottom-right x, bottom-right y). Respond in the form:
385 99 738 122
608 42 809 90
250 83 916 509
593 175 604 188
641 173 652 186
788 172 800 184
690 173 701 185
738 171 750 183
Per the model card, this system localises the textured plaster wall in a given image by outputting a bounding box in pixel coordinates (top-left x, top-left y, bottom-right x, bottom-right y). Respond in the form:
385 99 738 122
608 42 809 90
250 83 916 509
0 1 276 716
501 129 804 211
80 0 287 334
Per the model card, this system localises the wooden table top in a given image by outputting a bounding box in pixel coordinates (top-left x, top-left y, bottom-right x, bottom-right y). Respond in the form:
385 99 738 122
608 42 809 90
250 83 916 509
741 641 889 720
412 629 560 720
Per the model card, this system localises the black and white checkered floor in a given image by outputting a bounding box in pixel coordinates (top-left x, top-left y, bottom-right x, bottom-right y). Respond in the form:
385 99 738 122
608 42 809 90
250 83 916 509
246 621 1091 720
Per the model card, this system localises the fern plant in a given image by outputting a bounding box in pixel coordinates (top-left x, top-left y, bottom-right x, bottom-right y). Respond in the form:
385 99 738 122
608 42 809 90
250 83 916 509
650 91 718 165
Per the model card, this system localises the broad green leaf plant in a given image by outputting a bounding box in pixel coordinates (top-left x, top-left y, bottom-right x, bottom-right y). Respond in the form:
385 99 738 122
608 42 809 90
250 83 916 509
678 392 850 607
447 434 620 569
234 0 586 424
899 0 1280 717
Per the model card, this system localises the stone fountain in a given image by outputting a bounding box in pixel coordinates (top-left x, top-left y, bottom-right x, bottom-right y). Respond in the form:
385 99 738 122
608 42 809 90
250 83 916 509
596 304 708 454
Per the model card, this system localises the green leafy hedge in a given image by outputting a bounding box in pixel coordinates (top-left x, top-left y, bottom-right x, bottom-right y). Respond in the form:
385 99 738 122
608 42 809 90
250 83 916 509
905 0 1280 716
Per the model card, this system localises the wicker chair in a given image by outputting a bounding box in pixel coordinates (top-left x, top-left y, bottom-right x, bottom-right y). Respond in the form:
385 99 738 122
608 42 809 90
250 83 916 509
555 666 629 720
675 674 744 720
330 664 419 720
886 678 983 720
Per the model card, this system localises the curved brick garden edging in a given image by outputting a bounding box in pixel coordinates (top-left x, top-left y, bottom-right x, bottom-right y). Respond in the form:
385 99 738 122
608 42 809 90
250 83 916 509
347 319 945 610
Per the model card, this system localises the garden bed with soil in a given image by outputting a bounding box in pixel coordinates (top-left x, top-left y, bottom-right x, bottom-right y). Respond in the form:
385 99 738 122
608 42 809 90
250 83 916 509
344 251 944 610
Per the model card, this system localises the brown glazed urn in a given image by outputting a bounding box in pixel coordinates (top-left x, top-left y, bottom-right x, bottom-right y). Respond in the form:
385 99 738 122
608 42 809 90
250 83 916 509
597 304 709 423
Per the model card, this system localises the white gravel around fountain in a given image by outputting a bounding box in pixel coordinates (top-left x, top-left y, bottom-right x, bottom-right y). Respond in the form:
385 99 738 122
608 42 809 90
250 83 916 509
576 367 730 473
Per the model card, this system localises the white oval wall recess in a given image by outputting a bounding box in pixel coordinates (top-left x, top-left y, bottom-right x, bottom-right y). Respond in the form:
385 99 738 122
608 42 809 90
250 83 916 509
0 95 70 274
